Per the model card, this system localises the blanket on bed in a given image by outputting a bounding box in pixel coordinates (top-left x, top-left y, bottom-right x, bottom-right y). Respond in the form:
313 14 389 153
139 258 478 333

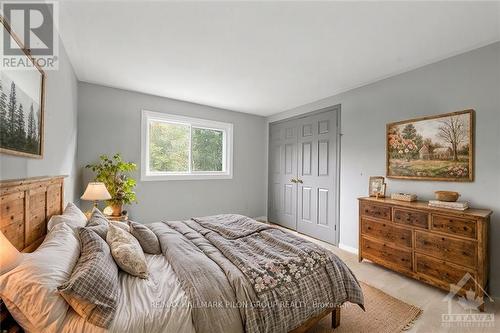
149 214 364 333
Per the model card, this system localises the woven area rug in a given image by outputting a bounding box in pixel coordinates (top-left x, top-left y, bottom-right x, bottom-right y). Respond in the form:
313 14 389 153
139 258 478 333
308 282 422 333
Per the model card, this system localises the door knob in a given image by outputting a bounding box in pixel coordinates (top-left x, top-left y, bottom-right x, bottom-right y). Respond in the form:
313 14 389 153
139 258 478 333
297 179 303 184
291 178 297 183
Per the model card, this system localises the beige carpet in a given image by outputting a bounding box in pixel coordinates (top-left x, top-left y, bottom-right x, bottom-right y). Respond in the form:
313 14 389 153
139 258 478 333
308 282 422 333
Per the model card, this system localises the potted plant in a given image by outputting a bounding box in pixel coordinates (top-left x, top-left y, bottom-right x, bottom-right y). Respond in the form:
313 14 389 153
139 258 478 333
86 154 137 216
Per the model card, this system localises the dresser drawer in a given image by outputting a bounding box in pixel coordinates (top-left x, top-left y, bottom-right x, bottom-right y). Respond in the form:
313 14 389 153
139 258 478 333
362 237 412 272
361 218 412 249
361 203 391 220
393 208 428 229
415 254 476 294
431 215 477 239
415 231 477 268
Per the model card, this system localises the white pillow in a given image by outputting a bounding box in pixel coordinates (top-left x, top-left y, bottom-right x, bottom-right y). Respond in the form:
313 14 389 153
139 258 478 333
0 223 81 332
47 202 87 231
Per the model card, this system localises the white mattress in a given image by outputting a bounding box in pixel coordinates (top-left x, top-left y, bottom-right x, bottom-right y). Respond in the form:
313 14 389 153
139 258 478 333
60 254 195 333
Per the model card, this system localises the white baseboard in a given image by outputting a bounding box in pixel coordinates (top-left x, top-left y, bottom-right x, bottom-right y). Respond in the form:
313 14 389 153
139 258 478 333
253 216 268 222
339 243 358 255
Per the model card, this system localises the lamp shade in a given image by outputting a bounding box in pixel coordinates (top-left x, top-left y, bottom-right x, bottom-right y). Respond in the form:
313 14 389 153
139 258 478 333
0 231 22 275
81 182 112 201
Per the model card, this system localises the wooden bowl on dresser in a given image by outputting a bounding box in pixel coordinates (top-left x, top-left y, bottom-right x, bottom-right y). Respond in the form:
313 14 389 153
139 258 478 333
434 191 460 202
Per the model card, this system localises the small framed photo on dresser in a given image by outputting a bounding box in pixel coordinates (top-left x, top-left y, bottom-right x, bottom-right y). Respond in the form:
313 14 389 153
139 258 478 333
368 176 385 197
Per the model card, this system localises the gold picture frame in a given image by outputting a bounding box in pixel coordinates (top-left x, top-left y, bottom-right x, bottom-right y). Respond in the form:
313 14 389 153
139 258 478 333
0 16 46 158
386 110 474 181
368 176 385 197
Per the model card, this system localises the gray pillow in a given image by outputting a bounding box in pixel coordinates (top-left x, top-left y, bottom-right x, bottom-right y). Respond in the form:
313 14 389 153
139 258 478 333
86 208 129 240
128 221 161 254
87 207 108 226
58 228 119 328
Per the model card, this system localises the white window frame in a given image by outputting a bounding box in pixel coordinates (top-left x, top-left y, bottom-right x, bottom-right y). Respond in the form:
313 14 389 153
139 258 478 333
141 110 233 181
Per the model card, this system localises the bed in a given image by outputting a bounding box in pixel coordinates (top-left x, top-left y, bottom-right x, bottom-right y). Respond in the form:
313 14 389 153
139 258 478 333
0 176 364 333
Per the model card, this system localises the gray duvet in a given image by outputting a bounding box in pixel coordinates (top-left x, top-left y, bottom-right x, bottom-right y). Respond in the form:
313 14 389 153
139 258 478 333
148 214 364 333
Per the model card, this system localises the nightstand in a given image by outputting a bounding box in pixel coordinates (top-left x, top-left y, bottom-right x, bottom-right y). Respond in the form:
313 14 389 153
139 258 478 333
105 214 129 222
0 299 23 333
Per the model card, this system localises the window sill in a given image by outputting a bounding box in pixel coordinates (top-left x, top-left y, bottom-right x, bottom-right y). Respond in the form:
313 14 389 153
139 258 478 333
141 173 233 181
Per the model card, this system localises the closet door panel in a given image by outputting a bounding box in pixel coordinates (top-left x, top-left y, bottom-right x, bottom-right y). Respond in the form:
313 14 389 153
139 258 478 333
297 109 339 244
268 120 298 230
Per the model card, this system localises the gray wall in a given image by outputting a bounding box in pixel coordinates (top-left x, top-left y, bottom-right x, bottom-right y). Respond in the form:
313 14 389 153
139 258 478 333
269 42 500 296
77 83 267 222
0 42 79 202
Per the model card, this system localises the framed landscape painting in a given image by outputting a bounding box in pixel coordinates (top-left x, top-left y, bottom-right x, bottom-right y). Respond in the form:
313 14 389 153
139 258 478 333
0 17 45 158
387 110 474 181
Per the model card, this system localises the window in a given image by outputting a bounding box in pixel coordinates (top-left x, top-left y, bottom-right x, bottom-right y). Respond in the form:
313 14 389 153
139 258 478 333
141 110 233 180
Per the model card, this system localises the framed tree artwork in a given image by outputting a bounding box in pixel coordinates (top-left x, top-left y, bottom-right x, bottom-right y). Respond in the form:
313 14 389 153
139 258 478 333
0 17 45 158
387 110 474 181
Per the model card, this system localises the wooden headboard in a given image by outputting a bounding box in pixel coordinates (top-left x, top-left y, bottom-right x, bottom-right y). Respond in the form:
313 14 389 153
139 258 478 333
0 176 66 253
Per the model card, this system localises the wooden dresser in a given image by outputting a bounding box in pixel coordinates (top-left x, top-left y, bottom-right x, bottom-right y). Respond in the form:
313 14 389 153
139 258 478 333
358 197 492 308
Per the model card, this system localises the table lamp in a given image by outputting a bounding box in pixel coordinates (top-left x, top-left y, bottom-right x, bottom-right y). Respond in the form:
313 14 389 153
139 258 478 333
0 231 22 275
81 182 112 216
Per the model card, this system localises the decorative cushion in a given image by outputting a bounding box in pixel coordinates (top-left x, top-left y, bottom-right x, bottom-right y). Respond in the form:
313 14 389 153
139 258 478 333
47 202 87 231
58 228 119 328
128 221 161 254
85 208 109 239
85 223 108 240
0 223 80 332
86 208 130 240
87 207 109 226
106 223 149 278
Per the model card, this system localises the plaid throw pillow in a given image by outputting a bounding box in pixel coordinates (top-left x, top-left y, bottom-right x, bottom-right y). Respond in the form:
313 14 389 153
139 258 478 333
58 228 120 328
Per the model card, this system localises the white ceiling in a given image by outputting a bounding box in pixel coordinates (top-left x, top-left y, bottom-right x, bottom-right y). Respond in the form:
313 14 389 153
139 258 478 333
58 1 500 116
